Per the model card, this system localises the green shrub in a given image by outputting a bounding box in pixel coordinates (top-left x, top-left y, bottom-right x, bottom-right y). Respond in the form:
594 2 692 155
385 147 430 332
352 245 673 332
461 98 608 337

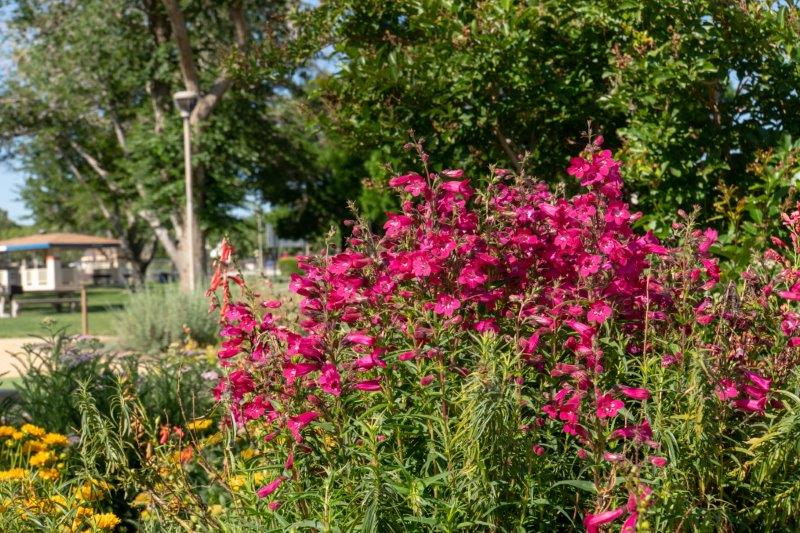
115 286 218 353
276 255 301 276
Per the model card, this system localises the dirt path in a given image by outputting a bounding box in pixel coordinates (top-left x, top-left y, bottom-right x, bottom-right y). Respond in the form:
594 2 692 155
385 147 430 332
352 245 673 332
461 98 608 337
0 336 115 378
0 338 35 378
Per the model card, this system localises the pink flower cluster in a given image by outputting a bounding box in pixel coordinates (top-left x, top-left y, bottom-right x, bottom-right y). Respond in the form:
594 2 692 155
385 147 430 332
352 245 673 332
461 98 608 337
207 137 798 526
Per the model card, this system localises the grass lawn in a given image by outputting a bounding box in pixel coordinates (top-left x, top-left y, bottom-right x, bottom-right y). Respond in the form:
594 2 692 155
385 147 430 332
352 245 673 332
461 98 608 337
0 287 128 338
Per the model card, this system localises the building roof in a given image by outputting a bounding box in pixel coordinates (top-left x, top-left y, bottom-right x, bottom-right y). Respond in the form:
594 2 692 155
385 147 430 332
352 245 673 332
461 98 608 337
0 232 121 253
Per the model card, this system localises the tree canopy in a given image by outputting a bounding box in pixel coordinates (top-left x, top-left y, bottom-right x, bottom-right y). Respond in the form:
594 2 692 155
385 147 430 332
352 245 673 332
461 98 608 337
249 0 800 229
0 0 315 283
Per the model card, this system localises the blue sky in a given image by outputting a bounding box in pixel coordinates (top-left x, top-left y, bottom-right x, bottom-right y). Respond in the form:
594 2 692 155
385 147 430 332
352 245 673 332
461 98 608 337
0 4 28 224
0 163 29 223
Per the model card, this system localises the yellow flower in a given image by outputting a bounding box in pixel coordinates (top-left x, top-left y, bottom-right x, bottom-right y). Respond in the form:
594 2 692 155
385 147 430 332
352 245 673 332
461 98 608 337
29 450 56 467
11 431 24 440
42 432 69 447
0 468 26 482
252 471 268 485
76 506 94 518
49 494 67 507
76 479 110 501
322 434 337 450
21 440 48 453
131 492 151 507
0 426 16 438
204 432 223 446
209 504 224 516
92 512 120 529
21 424 46 437
38 468 60 481
240 448 259 460
228 474 246 492
186 418 213 431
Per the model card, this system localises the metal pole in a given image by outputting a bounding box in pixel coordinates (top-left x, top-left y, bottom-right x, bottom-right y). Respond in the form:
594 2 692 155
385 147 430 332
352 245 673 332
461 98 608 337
183 116 196 292
256 204 264 275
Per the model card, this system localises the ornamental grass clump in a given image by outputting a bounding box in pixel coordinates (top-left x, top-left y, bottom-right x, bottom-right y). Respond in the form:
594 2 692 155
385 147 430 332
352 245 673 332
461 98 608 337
206 138 800 530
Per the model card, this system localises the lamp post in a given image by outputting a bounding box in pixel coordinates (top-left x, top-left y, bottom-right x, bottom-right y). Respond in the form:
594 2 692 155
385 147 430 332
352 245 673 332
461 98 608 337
173 90 199 291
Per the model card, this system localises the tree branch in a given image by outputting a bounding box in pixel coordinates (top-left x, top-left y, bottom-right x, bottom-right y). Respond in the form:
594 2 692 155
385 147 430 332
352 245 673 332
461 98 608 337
67 140 127 193
492 125 522 173
139 207 181 265
189 1 249 125
161 0 201 93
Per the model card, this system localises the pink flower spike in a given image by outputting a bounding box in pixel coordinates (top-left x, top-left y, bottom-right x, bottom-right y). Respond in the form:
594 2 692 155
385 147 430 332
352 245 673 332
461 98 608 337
649 456 668 468
419 374 435 387
257 476 284 499
619 386 650 401
267 500 282 511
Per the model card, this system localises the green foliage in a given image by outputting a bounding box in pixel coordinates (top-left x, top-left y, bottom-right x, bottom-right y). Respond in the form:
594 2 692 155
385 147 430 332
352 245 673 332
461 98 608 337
276 255 301 276
713 135 800 270
114 286 218 353
252 0 800 230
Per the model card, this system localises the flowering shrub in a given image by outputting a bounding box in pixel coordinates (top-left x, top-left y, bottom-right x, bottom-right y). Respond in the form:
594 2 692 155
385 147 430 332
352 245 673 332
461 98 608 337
0 422 123 532
203 137 800 529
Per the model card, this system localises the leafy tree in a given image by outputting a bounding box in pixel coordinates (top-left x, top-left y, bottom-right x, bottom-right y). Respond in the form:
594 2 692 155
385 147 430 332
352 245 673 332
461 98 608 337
0 0 308 286
251 0 800 229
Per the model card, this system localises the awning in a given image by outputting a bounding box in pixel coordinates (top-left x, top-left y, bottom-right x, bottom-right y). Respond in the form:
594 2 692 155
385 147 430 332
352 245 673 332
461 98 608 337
0 233 121 253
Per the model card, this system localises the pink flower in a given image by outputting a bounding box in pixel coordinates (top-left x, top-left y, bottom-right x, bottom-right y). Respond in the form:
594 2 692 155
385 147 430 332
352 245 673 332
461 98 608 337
744 371 771 394
583 506 625 532
284 362 320 384
587 301 612 324
228 370 254 401
419 374 435 387
441 169 464 178
533 445 545 456
716 379 739 401
649 456 668 468
267 500 282 511
353 349 387 371
257 476 284 498
621 512 638 533
596 393 624 418
434 294 461 317
344 331 375 346
355 379 382 392
318 363 341 397
286 411 319 443
619 386 650 401
398 351 417 361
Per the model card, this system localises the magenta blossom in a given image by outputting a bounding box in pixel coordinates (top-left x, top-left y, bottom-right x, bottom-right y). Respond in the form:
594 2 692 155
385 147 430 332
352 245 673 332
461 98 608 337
583 506 625 532
596 393 624 419
286 411 319 443
318 363 341 397
619 386 651 401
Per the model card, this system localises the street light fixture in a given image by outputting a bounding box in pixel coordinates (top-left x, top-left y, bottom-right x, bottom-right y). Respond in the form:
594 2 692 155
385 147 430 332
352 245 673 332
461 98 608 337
173 90 198 291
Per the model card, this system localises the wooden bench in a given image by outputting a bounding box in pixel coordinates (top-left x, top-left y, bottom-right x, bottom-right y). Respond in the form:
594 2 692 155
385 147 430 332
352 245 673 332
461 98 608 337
4 294 80 318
